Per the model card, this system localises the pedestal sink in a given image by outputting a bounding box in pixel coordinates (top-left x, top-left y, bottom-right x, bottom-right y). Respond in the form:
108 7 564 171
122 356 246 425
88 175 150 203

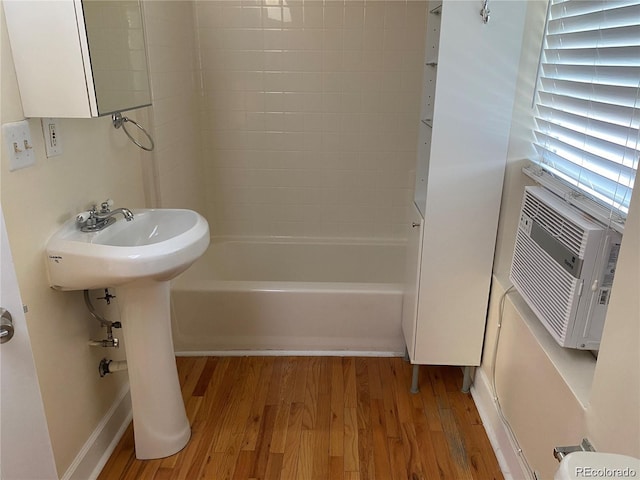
45 209 209 459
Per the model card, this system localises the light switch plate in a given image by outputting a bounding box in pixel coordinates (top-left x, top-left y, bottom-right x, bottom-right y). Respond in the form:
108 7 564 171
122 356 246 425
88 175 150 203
2 120 35 171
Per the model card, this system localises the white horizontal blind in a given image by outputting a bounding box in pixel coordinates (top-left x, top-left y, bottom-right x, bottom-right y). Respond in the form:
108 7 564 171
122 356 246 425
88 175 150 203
533 0 640 216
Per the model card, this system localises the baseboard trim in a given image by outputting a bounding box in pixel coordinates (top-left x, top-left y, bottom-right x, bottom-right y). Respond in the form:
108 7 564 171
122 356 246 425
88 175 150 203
175 349 405 357
470 367 529 480
61 384 132 480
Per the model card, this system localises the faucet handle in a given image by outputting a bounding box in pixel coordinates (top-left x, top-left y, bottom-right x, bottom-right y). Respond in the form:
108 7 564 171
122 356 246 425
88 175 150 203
77 211 92 223
100 198 114 213
76 211 97 230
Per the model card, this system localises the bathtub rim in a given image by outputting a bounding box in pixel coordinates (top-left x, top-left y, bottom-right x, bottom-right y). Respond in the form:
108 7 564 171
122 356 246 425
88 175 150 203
172 279 403 293
207 234 408 247
174 349 406 357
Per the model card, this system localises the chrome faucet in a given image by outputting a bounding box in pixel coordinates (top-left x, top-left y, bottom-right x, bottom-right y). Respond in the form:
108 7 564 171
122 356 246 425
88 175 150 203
77 200 134 232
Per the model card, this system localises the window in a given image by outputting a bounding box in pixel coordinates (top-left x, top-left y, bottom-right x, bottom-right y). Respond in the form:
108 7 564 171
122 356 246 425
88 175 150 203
533 0 640 218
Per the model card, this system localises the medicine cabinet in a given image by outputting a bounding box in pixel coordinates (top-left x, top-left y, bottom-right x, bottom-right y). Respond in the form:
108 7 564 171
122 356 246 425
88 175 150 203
3 0 151 118
403 0 527 366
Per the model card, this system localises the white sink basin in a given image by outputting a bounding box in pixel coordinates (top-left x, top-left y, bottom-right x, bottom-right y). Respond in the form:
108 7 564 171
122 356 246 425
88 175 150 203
46 209 209 290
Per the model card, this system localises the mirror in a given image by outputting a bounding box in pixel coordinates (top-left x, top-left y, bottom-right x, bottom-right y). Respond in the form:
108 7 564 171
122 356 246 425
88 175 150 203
81 0 151 116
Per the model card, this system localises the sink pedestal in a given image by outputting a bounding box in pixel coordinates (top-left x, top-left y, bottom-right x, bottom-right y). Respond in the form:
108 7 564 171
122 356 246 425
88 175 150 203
117 280 190 459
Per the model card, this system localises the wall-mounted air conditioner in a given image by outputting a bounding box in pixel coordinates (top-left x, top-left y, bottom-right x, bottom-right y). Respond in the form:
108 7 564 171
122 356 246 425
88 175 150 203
510 186 622 350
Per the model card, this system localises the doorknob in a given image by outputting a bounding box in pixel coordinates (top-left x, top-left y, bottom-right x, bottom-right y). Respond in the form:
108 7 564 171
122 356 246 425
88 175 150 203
412 222 421 228
0 308 14 343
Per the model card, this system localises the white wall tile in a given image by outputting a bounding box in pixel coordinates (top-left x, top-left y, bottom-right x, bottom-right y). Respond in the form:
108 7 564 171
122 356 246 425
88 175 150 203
183 0 428 239
145 1 205 211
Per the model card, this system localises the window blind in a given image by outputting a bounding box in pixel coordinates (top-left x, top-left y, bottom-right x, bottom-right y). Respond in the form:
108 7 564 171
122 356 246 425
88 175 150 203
533 0 640 217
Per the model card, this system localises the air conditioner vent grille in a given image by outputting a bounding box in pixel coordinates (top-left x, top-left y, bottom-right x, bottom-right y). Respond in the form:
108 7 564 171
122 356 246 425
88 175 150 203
510 186 617 351
511 229 579 342
522 190 587 258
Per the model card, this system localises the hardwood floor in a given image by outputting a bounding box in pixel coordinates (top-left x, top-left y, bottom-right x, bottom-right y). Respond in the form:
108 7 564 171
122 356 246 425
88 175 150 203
98 356 503 480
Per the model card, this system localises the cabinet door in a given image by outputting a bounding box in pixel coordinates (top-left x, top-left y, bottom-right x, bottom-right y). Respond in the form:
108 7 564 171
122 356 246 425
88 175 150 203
401 203 424 361
408 1 527 367
3 0 151 118
3 0 93 117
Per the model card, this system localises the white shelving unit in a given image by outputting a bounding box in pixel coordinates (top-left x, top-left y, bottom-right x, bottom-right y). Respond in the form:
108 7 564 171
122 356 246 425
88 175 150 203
414 2 441 214
403 1 528 374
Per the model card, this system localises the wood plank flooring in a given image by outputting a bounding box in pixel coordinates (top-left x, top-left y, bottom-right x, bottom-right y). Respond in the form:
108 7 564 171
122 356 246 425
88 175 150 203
98 357 503 480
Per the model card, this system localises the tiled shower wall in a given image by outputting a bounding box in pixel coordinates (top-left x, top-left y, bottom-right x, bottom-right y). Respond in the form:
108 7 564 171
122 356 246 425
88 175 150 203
144 0 206 212
197 0 427 238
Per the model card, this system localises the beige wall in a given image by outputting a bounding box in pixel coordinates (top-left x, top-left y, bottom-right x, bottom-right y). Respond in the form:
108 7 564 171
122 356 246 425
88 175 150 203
195 0 426 238
586 191 640 455
481 1 640 478
3 0 637 477
1 4 148 475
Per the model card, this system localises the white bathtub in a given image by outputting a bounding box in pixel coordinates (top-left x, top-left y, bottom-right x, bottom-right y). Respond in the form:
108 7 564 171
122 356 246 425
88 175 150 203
170 237 406 355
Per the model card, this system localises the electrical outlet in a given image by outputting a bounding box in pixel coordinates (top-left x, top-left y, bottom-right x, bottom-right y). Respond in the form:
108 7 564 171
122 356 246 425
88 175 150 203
2 120 35 171
41 118 63 157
